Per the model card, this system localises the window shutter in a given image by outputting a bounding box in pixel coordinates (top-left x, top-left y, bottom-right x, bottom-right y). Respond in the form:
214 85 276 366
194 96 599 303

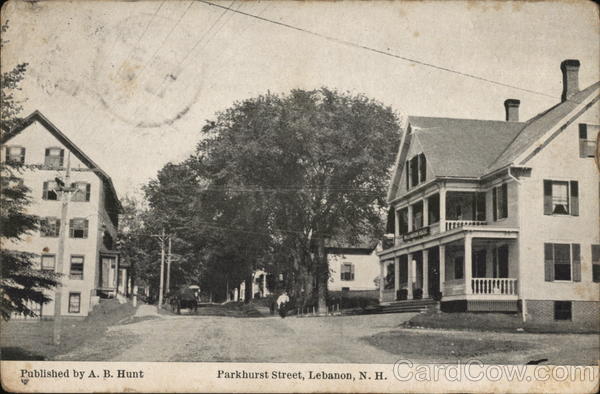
419 154 427 183
492 188 497 221
45 148 50 158
501 183 508 218
544 243 554 281
543 180 553 215
405 161 410 190
69 219 74 237
19 147 26 163
572 243 581 282
85 184 91 201
42 181 48 199
59 149 64 166
83 219 89 238
569 181 578 216
579 124 587 139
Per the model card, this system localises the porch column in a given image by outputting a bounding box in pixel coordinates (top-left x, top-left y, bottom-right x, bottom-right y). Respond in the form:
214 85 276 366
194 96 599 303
394 257 400 298
439 187 446 232
422 249 429 298
423 196 429 227
407 204 414 232
262 273 267 297
379 261 385 302
407 253 414 299
464 234 473 295
439 244 446 295
394 209 400 238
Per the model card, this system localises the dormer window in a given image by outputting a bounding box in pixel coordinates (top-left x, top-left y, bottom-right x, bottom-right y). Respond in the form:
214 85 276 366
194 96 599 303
579 124 598 158
405 153 426 189
44 147 64 168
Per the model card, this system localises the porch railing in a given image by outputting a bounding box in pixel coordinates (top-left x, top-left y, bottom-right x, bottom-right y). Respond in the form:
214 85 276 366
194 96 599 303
471 278 517 296
445 220 487 231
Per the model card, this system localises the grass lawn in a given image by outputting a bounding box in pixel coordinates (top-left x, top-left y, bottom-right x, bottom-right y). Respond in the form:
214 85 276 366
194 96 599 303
1 299 135 361
365 330 535 359
404 310 599 333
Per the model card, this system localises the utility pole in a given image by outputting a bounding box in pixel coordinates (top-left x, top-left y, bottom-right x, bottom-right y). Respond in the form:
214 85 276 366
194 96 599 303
158 228 166 310
166 236 172 295
53 152 75 345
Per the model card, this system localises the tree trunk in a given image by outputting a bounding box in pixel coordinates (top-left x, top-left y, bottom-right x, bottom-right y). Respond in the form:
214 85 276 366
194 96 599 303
316 237 328 314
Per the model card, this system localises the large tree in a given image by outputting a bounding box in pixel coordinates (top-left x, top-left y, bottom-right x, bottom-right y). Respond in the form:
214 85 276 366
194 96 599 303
192 88 401 309
1 21 60 320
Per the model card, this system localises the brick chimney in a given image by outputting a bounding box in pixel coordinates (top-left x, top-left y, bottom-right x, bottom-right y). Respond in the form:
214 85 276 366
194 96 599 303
561 59 580 102
504 99 520 122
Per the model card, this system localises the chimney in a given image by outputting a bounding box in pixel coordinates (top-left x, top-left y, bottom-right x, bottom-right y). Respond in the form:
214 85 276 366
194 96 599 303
504 99 520 122
561 59 580 102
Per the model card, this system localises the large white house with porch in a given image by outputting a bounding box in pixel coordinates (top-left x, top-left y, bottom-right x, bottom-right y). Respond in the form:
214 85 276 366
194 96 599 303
378 59 599 327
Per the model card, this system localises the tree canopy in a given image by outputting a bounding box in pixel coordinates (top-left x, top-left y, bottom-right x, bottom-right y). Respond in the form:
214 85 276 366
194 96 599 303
128 88 401 307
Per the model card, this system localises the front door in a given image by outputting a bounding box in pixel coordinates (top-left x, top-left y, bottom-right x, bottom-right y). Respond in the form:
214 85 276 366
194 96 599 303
100 256 116 289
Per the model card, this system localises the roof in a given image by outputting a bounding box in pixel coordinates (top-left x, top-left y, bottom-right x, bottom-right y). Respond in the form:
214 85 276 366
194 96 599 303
488 81 600 172
408 116 524 178
1 110 122 212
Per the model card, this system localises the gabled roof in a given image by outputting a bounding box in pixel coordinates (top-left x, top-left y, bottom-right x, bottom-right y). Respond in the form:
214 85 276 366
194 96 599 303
488 81 600 172
1 110 122 212
326 232 379 252
408 116 524 178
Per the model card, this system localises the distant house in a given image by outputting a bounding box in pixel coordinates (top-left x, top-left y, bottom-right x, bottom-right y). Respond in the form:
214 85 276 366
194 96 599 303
327 236 380 295
379 60 599 327
1 111 125 318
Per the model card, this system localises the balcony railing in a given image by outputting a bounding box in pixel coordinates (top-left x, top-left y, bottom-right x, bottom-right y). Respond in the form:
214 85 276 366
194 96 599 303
445 220 487 231
471 278 517 296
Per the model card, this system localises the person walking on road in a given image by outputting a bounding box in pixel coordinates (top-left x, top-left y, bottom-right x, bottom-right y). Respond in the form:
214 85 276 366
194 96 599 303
276 291 290 318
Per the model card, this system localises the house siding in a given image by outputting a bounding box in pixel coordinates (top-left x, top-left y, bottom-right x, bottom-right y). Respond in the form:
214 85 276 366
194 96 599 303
328 250 380 291
517 101 599 325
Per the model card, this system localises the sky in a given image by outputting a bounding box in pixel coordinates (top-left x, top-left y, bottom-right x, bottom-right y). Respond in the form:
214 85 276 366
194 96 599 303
2 0 598 199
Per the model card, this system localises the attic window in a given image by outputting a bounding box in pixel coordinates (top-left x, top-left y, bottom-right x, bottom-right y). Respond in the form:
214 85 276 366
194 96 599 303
406 153 427 189
5 146 25 164
579 124 598 158
45 147 64 168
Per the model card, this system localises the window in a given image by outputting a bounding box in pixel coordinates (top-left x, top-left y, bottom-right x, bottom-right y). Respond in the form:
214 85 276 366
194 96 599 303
543 180 579 216
68 293 81 313
579 124 598 158
406 153 427 189
554 301 572 321
412 201 423 230
71 182 90 202
492 183 508 220
428 193 440 224
340 263 355 281
5 146 25 164
42 181 59 200
40 217 60 237
44 147 64 167
544 243 581 282
69 218 88 238
592 245 600 283
41 254 56 271
69 255 84 280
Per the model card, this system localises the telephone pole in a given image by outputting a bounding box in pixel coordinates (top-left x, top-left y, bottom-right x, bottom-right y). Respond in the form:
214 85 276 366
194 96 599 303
157 229 166 310
53 152 75 345
166 236 172 295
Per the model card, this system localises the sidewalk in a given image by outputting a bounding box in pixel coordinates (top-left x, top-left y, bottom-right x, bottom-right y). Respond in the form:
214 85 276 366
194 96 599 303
134 303 160 318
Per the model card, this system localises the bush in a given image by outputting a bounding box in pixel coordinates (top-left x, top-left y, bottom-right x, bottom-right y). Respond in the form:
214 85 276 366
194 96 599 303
396 289 408 300
413 288 423 300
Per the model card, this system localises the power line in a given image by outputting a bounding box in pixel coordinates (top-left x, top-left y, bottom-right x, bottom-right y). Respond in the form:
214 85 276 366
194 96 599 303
196 0 557 99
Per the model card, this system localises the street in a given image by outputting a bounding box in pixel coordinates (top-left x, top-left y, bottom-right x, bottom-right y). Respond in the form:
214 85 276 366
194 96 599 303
50 306 599 365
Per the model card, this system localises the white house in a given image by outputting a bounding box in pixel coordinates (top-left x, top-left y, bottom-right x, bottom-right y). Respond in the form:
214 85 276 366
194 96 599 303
1 111 124 318
379 59 599 328
327 237 380 294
